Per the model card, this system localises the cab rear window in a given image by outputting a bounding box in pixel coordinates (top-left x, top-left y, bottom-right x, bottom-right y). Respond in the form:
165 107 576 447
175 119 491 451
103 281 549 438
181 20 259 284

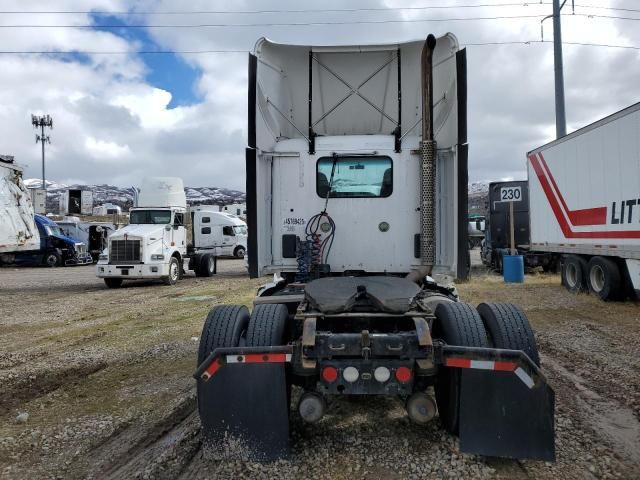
316 156 392 198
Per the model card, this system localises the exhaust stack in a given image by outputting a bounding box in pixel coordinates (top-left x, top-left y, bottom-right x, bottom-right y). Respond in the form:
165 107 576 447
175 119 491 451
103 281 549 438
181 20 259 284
408 34 437 283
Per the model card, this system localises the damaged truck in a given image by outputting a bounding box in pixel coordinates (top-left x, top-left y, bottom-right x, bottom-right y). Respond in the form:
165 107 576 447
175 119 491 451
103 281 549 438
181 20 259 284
194 34 555 461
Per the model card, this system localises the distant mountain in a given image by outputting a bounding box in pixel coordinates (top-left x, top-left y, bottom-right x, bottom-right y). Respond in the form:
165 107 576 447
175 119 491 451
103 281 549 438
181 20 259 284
24 179 246 212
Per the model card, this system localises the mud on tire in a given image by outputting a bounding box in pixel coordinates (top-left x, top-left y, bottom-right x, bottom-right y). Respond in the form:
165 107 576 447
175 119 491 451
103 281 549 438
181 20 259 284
476 302 540 366
433 302 489 434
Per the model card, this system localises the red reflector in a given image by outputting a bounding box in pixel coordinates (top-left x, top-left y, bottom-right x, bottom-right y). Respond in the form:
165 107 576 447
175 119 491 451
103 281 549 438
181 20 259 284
395 366 412 383
322 366 338 383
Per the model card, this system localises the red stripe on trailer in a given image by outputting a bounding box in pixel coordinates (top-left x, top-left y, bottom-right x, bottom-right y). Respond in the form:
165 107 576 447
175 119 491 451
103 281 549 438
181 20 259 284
445 358 471 369
528 153 640 239
538 154 607 227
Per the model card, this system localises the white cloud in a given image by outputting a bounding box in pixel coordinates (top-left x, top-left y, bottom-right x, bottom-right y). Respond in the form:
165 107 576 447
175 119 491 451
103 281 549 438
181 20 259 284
0 0 639 190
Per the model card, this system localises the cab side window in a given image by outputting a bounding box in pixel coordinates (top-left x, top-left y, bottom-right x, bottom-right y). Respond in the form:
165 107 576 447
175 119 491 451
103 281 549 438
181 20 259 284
223 226 235 236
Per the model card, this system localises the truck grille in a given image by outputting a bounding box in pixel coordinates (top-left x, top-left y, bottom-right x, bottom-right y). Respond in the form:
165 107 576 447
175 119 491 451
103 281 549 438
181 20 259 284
110 240 141 263
75 243 87 256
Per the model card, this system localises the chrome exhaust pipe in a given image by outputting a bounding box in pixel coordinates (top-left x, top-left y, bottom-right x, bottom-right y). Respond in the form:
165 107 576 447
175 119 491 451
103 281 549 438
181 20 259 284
408 34 437 284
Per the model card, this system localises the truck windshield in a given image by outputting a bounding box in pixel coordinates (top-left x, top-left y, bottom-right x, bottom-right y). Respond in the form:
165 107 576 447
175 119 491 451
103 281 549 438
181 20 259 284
45 225 64 237
233 225 247 235
316 156 393 198
129 210 172 225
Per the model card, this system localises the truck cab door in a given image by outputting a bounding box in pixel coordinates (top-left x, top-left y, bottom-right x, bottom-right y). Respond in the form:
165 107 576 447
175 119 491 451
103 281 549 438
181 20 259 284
222 226 235 247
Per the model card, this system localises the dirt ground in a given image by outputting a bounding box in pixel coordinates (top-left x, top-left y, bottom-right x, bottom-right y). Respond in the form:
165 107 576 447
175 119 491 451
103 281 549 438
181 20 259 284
1 257 639 480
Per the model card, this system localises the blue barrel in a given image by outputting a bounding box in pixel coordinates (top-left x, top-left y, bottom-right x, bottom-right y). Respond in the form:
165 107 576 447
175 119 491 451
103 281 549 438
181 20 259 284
503 255 525 283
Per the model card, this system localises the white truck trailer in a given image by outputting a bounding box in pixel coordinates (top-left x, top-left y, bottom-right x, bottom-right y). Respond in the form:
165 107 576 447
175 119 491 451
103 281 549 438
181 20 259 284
527 102 640 300
194 35 555 462
96 177 219 287
0 156 40 253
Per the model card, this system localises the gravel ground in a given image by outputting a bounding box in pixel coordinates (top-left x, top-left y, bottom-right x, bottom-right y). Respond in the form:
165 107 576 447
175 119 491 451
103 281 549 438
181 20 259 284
1 258 639 479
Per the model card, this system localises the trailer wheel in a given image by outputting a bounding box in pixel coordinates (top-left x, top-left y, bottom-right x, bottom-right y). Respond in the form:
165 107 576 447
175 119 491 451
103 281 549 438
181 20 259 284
197 305 250 417
587 256 621 301
162 257 180 285
199 254 216 277
433 302 489 434
246 304 288 346
44 251 61 268
104 278 123 289
561 255 588 292
476 303 540 366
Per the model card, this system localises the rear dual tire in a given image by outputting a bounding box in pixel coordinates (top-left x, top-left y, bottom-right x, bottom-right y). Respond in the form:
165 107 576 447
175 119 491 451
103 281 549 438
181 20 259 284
562 255 622 301
434 302 540 434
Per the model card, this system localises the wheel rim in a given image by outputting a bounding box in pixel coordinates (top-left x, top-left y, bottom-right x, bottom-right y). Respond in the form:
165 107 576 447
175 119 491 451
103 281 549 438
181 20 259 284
590 264 605 292
170 261 178 281
566 263 578 288
208 256 214 272
236 248 245 258
47 255 57 267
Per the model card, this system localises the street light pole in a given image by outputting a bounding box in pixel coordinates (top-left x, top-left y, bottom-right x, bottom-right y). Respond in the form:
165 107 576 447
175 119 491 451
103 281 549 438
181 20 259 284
552 0 567 138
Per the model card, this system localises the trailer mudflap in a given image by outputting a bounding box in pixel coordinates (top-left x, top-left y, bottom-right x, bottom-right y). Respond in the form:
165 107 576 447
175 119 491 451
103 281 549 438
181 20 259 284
194 346 292 461
441 346 555 461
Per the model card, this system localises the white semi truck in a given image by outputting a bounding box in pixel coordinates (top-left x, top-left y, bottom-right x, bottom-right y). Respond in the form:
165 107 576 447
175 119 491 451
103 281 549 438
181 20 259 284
194 35 555 462
96 177 219 287
191 208 248 258
527 102 640 300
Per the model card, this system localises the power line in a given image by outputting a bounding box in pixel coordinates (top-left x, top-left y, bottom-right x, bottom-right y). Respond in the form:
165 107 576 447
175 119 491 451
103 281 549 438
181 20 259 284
0 12 638 28
0 3 554 15
1 40 639 56
1 2 639 16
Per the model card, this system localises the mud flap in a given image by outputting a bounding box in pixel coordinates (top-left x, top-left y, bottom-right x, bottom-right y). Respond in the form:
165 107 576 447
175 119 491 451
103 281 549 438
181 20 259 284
199 363 289 461
459 369 555 461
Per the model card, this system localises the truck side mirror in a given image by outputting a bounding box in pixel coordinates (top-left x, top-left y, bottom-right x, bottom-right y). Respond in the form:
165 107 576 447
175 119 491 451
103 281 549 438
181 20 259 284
165 225 171 231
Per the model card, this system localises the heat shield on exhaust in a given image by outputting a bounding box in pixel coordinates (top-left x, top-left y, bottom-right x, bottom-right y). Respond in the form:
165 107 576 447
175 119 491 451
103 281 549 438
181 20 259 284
198 363 290 461
458 369 555 461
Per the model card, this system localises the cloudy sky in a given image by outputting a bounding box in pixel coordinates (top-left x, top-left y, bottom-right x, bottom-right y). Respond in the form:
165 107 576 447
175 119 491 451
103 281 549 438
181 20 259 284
0 0 639 190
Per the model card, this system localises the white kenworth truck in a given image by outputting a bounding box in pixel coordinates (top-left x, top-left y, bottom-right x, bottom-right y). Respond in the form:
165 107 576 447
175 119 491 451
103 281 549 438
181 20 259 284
96 177 219 287
194 35 555 462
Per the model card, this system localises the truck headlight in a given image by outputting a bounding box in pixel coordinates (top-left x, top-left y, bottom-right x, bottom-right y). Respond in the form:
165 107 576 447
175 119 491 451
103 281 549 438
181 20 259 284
99 254 108 261
151 254 165 261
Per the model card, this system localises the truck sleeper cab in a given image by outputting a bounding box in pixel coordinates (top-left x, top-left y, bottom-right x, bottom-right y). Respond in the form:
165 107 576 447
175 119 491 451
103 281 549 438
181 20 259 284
194 34 555 463
191 209 248 258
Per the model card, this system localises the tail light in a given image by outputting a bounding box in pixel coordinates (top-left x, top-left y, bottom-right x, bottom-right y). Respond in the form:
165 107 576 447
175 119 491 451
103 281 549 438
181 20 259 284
321 366 338 383
395 366 412 383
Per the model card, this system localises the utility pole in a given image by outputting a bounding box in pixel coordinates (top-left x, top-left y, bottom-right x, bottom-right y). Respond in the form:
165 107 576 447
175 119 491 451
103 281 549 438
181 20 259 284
31 114 53 190
552 0 567 138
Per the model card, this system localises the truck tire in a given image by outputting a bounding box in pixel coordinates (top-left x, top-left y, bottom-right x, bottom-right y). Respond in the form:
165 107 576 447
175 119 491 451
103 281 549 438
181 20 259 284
433 302 489 434
234 246 246 259
45 251 61 268
245 304 288 346
199 254 216 277
193 254 203 277
104 278 123 289
476 302 540 366
586 256 621 301
197 305 250 417
561 255 588 292
162 257 180 285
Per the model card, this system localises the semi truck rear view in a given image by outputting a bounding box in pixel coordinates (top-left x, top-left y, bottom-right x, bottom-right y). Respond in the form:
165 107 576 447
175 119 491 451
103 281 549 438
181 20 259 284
193 34 555 462
528 102 640 300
